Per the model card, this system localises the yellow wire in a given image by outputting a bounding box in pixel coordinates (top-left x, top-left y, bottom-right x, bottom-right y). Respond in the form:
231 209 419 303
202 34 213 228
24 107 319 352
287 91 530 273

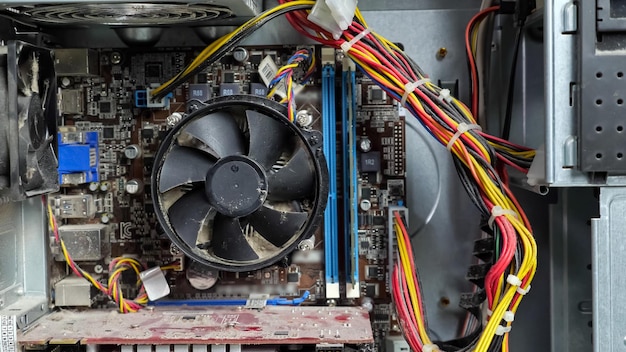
394 219 433 346
152 0 316 97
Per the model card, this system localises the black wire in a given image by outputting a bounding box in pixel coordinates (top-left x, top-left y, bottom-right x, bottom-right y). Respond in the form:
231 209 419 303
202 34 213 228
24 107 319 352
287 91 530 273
501 23 524 140
153 4 314 100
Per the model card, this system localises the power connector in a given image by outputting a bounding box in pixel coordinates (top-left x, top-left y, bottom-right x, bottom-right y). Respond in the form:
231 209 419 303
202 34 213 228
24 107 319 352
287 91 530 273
307 0 357 40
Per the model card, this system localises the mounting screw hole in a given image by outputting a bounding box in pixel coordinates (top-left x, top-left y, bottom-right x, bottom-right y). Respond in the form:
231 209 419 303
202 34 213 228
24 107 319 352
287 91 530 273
619 99 624 105
618 153 623 159
596 72 603 78
618 126 624 132
596 153 603 159
618 72 624 78
439 296 451 307
596 126 603 132
587 263 592 270
596 99 603 105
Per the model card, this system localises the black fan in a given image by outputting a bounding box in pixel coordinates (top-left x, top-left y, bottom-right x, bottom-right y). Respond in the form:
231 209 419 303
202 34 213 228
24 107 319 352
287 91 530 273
0 41 58 201
152 95 328 271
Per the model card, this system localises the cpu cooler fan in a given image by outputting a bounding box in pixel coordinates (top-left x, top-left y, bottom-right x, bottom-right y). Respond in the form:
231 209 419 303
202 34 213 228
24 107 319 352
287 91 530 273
0 41 58 201
152 95 328 271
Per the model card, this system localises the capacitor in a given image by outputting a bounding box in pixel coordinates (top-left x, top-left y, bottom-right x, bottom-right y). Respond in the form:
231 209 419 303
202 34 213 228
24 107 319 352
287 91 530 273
186 261 219 290
232 47 249 63
60 77 72 88
110 52 122 65
99 182 109 192
125 179 143 195
124 144 141 159
88 182 99 192
100 213 111 224
360 199 372 211
360 138 372 152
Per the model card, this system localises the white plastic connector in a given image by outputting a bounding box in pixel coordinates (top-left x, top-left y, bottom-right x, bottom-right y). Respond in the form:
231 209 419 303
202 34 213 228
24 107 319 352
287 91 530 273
446 122 482 151
526 144 545 187
506 274 523 287
139 267 170 301
495 325 512 336
487 205 517 229
401 78 430 106
517 284 531 295
422 344 440 352
503 311 515 323
308 1 343 40
308 0 357 40
326 0 358 31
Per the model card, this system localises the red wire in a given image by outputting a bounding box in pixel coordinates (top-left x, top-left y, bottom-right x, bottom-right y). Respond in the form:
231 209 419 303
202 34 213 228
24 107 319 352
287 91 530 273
392 265 422 350
465 6 500 118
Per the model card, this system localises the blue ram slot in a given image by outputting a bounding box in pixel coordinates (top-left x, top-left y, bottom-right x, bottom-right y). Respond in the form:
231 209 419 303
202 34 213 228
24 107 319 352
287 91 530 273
342 64 360 298
322 65 339 298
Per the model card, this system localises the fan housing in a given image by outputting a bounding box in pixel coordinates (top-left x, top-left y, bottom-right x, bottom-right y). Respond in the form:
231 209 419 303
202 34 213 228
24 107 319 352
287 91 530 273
152 95 328 271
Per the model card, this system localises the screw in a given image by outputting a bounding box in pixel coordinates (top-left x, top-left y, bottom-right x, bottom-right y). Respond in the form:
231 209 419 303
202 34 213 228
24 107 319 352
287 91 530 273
437 47 448 59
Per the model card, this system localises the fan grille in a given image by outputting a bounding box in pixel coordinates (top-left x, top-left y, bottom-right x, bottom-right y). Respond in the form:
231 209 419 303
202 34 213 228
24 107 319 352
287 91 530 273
7 3 232 25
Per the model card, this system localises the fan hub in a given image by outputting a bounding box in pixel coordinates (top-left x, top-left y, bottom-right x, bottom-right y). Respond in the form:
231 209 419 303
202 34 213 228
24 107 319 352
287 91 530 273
205 156 268 218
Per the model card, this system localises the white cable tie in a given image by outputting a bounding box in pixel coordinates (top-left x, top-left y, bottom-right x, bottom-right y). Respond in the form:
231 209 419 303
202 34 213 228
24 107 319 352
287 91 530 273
517 284 531 295
446 122 482 151
486 309 493 316
437 88 454 103
400 78 431 106
506 274 523 287
487 205 517 229
422 344 441 352
495 325 512 336
340 28 371 52
503 311 515 323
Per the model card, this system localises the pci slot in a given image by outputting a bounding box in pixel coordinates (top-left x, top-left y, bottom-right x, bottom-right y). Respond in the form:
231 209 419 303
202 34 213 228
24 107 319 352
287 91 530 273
322 60 339 299
388 205 409 289
343 60 360 298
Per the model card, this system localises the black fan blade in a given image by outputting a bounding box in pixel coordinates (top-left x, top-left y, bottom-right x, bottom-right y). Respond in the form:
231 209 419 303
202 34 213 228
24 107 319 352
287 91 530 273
183 111 245 157
168 190 213 248
159 145 216 192
267 147 315 201
212 214 259 261
248 205 308 247
246 110 291 170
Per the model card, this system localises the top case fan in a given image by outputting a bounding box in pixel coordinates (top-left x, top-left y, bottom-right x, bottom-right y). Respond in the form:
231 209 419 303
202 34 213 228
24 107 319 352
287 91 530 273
152 95 328 271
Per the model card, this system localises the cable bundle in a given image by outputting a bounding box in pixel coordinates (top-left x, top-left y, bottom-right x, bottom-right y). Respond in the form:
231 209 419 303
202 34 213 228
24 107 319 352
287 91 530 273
278 3 537 351
267 48 316 122
46 199 178 313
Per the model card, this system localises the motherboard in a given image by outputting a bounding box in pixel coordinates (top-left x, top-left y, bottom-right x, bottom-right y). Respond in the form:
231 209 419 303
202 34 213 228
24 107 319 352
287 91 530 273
46 45 407 352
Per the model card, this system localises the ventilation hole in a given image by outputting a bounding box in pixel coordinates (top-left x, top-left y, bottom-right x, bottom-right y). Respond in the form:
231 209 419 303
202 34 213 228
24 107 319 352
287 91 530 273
596 153 603 159
596 72 603 78
619 72 624 78
596 99 603 105
618 153 623 159
618 125 624 132
619 99 624 105
596 126 603 132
